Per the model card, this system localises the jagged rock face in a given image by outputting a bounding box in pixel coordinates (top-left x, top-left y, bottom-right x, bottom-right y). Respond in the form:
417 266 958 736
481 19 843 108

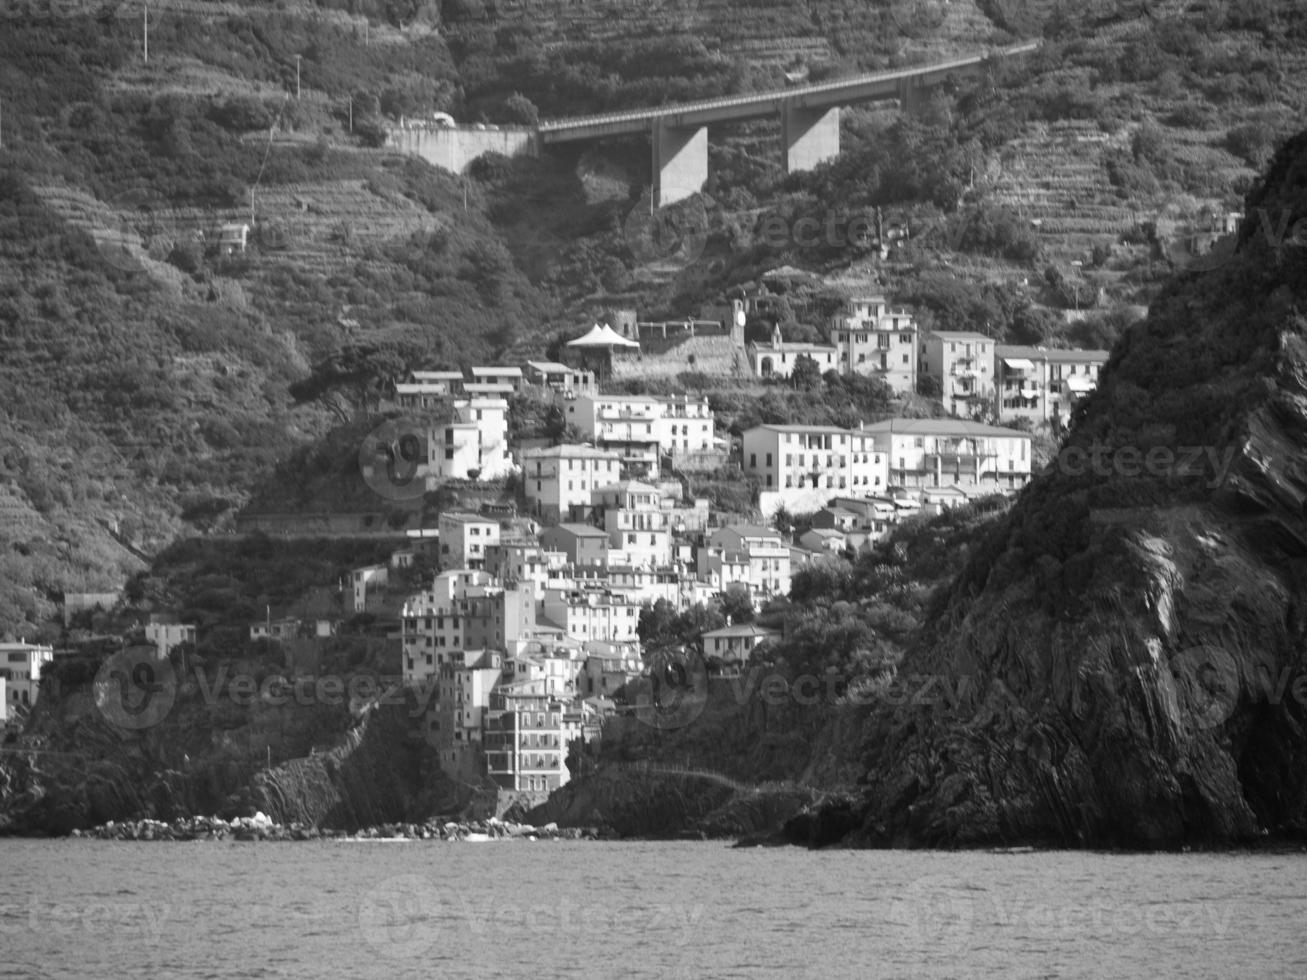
850 133 1307 848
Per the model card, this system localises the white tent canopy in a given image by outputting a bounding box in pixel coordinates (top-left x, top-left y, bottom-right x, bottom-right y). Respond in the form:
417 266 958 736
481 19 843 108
567 323 639 349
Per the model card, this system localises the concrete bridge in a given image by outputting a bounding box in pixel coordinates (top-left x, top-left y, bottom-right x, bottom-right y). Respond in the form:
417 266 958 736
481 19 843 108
388 41 1039 206
538 40 1040 206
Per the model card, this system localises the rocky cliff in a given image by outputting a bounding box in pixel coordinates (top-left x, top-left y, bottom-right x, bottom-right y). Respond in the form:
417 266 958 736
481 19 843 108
0 656 478 835
809 131 1307 848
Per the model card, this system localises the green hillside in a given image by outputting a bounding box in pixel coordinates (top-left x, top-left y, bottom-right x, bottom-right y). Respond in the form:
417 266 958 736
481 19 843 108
1 0 1305 638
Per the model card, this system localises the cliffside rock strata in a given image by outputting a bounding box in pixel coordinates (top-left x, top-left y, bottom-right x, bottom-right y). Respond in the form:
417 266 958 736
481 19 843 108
835 132 1307 848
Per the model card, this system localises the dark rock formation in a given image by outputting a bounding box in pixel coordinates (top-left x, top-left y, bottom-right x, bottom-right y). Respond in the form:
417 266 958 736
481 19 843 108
832 131 1307 848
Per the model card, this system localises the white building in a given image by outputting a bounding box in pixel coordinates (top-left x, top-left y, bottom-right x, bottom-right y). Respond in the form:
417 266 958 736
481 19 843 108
921 330 995 417
0 642 53 723
592 481 671 568
469 365 524 391
701 623 779 669
521 444 622 523
143 619 197 660
428 397 512 481
565 393 716 478
747 323 839 379
994 345 1109 426
524 360 597 396
860 418 1032 493
742 424 888 514
350 564 389 614
484 685 581 793
401 570 536 684
541 585 642 645
699 525 792 603
829 296 918 393
438 512 501 570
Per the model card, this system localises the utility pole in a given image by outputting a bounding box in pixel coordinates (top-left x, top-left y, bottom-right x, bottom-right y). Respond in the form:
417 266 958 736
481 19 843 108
348 96 353 133
295 55 301 100
143 1 149 63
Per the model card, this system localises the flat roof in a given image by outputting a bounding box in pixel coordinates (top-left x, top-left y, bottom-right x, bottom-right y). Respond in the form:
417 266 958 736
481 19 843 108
526 360 584 374
548 523 610 538
470 365 524 377
996 344 1110 363
860 418 1032 439
702 623 779 639
927 330 992 341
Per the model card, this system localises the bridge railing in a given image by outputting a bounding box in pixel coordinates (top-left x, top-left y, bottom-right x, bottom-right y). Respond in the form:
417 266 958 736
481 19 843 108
537 40 1040 133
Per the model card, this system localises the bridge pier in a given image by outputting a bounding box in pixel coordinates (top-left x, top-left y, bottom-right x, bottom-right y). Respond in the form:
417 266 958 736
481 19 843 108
652 118 708 207
781 103 840 173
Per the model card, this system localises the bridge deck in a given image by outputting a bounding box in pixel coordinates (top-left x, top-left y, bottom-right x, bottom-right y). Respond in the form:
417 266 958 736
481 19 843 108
537 40 1039 142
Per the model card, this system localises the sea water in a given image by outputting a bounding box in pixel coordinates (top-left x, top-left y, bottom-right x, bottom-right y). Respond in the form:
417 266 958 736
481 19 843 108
0 839 1303 979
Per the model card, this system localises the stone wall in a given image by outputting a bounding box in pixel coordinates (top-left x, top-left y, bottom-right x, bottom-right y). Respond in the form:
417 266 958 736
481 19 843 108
610 335 749 381
388 126 538 174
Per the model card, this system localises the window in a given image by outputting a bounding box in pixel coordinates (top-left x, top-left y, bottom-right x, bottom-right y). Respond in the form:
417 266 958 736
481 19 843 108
749 453 756 468
765 452 772 466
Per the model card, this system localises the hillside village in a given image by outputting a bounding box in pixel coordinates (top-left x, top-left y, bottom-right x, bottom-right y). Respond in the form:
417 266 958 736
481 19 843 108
6 284 1113 810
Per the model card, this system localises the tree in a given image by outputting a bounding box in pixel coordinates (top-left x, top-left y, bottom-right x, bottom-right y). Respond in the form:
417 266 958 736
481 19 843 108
289 343 413 422
790 354 823 390
718 585 755 624
501 93 539 126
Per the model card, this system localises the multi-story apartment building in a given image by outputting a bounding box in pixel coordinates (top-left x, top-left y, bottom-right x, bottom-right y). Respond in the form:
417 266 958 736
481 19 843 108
565 393 716 477
699 525 792 602
426 649 504 771
502 650 583 700
427 397 512 482
741 424 888 512
0 642 53 723
483 542 572 601
580 645 643 697
994 346 1109 426
521 444 622 523
469 365 524 392
828 296 918 393
591 481 671 568
401 570 536 683
921 331 995 417
395 370 464 409
523 360 597 396
484 684 581 793
747 323 840 379
860 418 1033 493
539 524 610 568
541 585 642 645
437 512 501 570
350 564 388 614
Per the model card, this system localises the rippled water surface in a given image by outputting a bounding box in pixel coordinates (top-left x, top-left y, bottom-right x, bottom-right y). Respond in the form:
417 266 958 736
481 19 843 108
2 840 1304 979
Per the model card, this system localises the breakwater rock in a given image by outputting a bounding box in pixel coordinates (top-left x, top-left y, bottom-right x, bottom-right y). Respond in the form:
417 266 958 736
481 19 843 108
72 812 604 842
